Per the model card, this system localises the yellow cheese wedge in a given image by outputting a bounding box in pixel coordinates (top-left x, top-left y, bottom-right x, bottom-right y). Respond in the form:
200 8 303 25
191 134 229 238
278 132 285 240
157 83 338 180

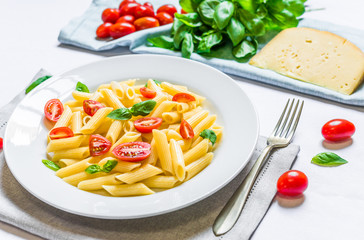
249 27 364 95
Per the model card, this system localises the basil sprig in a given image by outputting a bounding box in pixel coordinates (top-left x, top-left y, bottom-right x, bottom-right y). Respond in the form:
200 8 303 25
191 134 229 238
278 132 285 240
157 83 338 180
42 159 61 171
26 75 52 94
76 81 89 93
85 160 118 174
200 129 217 146
107 100 156 120
311 152 348 167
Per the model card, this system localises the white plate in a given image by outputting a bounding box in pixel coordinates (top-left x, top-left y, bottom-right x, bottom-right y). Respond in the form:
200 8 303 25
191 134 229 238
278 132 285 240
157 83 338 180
4 54 259 219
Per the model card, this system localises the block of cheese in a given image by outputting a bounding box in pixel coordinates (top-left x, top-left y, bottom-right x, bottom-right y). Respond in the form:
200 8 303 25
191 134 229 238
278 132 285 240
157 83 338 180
249 27 364 95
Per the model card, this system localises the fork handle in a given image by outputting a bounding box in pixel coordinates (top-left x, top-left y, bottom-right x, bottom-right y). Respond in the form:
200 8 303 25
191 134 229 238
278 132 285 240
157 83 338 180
213 144 274 236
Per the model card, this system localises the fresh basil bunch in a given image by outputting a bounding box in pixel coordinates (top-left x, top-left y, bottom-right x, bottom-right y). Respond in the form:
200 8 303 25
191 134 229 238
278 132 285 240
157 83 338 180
147 0 306 59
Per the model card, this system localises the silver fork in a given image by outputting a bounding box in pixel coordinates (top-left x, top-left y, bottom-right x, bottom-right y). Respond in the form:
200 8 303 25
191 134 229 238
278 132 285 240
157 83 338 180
213 98 304 236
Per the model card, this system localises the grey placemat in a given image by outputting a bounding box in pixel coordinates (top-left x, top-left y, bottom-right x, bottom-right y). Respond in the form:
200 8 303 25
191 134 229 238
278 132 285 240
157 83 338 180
0 70 300 240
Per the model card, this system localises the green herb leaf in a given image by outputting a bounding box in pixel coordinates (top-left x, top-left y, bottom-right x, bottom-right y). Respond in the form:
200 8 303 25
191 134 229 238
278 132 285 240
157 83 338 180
175 13 203 28
197 0 222 26
200 129 217 145
227 17 245 46
237 8 266 36
237 0 258 13
232 38 258 58
107 108 132 120
102 160 118 173
270 9 298 28
197 32 223 53
42 160 61 171
283 0 306 17
130 100 157 116
182 32 194 58
174 24 190 49
311 152 348 167
147 36 175 50
213 1 235 30
179 0 202 13
85 164 103 174
76 81 90 93
26 75 52 94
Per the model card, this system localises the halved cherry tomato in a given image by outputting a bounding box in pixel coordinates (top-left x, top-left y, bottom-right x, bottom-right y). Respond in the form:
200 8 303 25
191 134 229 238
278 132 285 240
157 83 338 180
96 22 113 38
119 2 140 17
44 99 64 122
119 0 136 10
83 100 104 116
139 87 156 98
180 119 194 139
89 135 111 156
143 2 154 11
134 5 155 19
172 93 196 103
110 22 136 39
49 127 74 140
116 15 135 24
157 4 177 18
112 142 151 162
322 119 355 142
102 8 120 23
156 12 174 25
133 17 159 31
134 117 162 133
277 170 308 196
0 137 3 150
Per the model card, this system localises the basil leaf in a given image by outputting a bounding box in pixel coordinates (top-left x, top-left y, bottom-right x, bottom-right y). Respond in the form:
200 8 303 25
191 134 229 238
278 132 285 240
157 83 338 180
283 0 306 17
26 75 52 94
130 100 157 116
42 160 61 171
233 38 258 58
227 17 245 46
76 81 89 93
85 164 103 174
107 108 132 120
174 24 190 49
197 32 223 53
147 36 175 50
179 0 198 12
266 0 286 13
213 1 235 30
175 13 203 28
171 18 184 35
237 0 258 13
182 32 194 58
102 160 118 173
197 0 222 26
270 9 298 28
199 129 217 145
311 152 348 167
237 8 266 36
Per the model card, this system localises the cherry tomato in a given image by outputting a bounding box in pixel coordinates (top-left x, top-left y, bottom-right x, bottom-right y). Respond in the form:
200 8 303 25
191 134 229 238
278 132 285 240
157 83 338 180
143 2 154 11
172 93 196 103
102 8 120 23
0 137 3 150
133 17 159 31
96 22 113 38
180 119 194 139
83 100 104 116
120 2 140 17
322 119 355 142
119 0 136 10
44 99 64 122
139 87 156 98
49 127 74 140
277 170 308 196
156 12 174 25
134 117 162 133
116 15 135 24
112 142 151 162
134 5 155 19
89 135 111 156
157 4 177 18
109 22 136 39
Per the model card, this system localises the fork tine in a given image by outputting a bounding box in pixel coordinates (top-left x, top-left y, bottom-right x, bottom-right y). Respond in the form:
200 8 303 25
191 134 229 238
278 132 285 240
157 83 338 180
271 99 290 136
286 100 304 141
282 99 300 137
277 99 295 137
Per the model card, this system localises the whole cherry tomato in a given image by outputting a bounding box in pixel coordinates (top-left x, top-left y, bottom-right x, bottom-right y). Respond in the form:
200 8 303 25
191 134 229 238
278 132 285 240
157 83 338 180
0 137 3 150
119 0 135 10
277 170 308 196
139 87 156 98
134 17 159 31
180 119 194 139
44 99 64 122
172 93 196 102
96 22 113 38
134 5 155 19
83 100 104 116
134 117 162 133
49 127 74 140
89 135 111 156
112 142 151 162
120 2 140 17
157 4 177 18
156 12 174 25
322 119 355 142
102 8 120 23
143 2 154 11
109 22 136 39
116 15 135 24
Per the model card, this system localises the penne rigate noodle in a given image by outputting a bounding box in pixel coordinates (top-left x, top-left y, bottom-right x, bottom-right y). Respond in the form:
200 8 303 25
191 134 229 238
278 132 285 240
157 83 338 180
58 159 80 168
105 120 123 144
116 164 163 184
71 111 82 134
53 105 72 129
142 139 158 166
176 102 190 113
100 89 125 109
72 91 93 101
183 139 209 165
192 115 217 140
152 129 173 174
111 131 141 151
52 146 90 162
63 171 106 186
98 157 141 173
64 100 82 108
150 101 177 118
79 107 113 135
167 129 183 141
162 111 181 124
56 157 93 178
110 81 124 100
103 183 154 197
47 135 88 152
170 139 186 181
183 106 202 119
185 153 214 181
142 175 179 189
78 173 122 191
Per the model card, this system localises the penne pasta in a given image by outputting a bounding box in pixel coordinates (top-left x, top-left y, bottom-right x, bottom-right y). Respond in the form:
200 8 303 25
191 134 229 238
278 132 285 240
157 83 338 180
152 129 174 174
170 139 186 181
103 183 154 197
116 164 163 184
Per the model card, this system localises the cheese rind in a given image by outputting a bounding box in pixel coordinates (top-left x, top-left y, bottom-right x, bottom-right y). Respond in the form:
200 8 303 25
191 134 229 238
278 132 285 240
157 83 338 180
249 27 364 95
